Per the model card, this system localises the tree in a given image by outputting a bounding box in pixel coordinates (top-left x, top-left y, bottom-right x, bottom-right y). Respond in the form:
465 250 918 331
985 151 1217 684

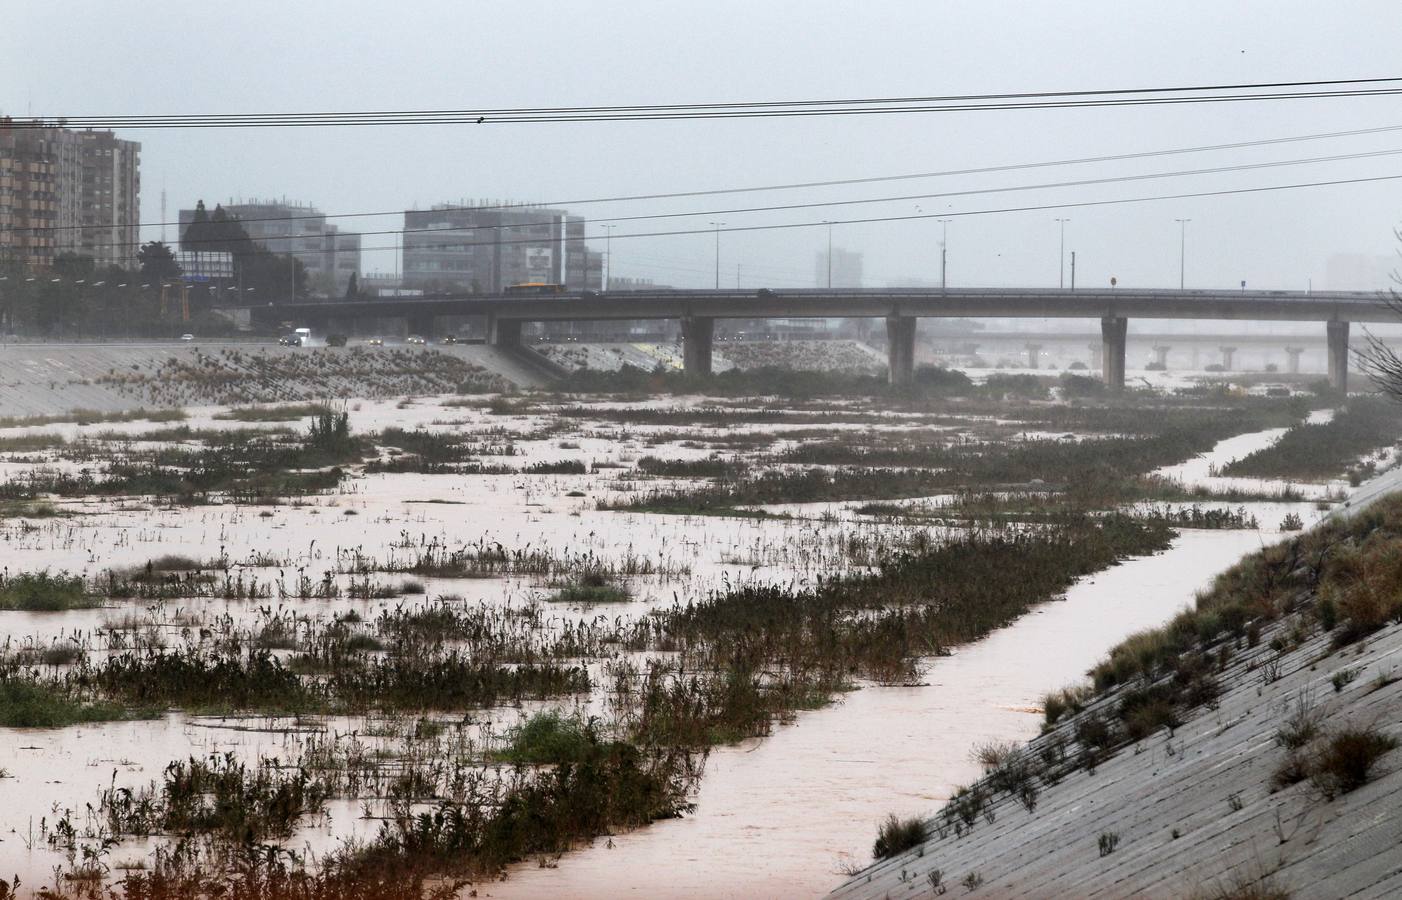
137 241 182 281
1357 226 1402 400
344 272 359 299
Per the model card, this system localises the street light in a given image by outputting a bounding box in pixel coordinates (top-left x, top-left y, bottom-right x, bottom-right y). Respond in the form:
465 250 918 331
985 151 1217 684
936 219 953 290
1055 218 1071 289
824 221 833 288
1175 219 1191 290
601 223 616 291
708 222 725 289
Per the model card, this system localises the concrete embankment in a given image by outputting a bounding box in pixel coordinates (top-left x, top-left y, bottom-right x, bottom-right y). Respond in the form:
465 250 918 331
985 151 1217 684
833 500 1402 899
0 341 549 416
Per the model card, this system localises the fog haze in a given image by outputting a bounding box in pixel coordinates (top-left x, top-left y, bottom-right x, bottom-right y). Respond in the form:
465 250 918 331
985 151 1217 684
6 0 1402 291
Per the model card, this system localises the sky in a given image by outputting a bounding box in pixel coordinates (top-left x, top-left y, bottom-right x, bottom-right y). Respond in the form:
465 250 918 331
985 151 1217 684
6 0 1402 293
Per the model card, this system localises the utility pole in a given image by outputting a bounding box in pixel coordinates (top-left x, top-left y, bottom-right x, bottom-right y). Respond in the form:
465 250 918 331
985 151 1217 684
1070 251 1077 290
937 219 952 290
825 221 833 288
601 224 616 291
1175 218 1191 290
1055 218 1070 289
709 222 724 289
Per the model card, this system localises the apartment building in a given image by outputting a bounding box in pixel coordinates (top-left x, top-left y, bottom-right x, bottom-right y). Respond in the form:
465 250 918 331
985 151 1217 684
401 202 600 293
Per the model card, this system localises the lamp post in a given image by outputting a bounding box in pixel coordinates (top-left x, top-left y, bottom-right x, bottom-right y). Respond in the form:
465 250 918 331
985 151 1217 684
1175 218 1191 290
709 222 724 289
824 221 833 288
937 219 953 290
1055 218 1070 289
601 224 616 291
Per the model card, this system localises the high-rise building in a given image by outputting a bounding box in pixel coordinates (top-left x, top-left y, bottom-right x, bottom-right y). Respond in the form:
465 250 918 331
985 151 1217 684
401 202 600 293
1 121 139 270
178 199 362 295
814 247 864 288
0 119 58 269
54 129 141 269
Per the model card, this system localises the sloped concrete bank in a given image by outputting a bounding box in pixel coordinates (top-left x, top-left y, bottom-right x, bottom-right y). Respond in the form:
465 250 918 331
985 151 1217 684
834 499 1402 899
0 341 546 416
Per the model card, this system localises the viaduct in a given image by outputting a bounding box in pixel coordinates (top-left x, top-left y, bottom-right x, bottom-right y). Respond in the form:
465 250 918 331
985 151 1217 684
249 287 1392 393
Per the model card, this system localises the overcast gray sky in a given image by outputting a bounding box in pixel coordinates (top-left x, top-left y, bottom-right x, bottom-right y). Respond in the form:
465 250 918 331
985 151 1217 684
6 0 1402 292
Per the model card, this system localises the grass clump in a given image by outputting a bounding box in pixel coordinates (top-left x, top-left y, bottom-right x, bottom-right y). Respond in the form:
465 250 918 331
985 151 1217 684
494 710 597 765
0 571 94 611
548 572 632 604
873 813 928 859
1308 725 1399 798
0 677 134 727
214 403 332 422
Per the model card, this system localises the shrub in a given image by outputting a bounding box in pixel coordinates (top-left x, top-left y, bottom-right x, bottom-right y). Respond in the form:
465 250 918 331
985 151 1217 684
873 814 928 859
494 711 597 765
1309 726 1398 798
0 571 92 611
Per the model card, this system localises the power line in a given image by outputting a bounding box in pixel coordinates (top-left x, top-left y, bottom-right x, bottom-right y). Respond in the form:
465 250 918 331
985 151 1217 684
64 147 1402 254
78 171 1402 271
11 77 1402 130
13 121 1402 236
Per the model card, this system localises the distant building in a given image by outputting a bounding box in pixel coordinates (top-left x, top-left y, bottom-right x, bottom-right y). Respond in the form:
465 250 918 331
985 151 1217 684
1326 254 1395 292
0 120 140 270
814 247 863 288
0 120 58 268
401 202 600 293
178 199 361 295
54 129 141 269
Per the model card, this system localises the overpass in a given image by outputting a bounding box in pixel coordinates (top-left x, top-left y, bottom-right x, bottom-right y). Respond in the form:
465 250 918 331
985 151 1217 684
249 287 1392 392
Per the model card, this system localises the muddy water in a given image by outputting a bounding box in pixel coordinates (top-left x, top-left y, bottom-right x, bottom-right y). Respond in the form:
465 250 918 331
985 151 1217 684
482 529 1273 899
0 395 1359 896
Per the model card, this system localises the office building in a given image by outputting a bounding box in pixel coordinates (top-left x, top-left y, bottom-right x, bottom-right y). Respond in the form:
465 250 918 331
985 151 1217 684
814 247 864 288
401 202 600 293
178 199 361 295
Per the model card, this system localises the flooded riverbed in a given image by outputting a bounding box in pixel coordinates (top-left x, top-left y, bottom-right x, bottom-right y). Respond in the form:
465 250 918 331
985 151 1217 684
0 390 1383 897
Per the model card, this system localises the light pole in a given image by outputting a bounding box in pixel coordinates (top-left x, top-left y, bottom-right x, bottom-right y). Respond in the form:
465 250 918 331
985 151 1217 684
709 222 724 289
1055 218 1070 289
1175 218 1191 290
937 219 953 290
601 224 616 291
824 221 834 288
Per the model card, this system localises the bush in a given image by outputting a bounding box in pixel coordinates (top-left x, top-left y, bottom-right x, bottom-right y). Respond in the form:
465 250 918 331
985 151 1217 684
873 813 928 859
1310 726 1398 798
0 571 92 611
494 711 597 765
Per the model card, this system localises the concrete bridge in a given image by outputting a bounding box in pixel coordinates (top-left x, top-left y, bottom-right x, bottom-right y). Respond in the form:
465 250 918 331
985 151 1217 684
252 286 1391 392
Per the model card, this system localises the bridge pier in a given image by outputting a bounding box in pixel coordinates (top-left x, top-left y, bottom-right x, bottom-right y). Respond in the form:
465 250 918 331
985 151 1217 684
681 316 714 376
1284 346 1304 374
1152 345 1171 368
488 313 523 349
886 315 917 385
1025 343 1043 369
1100 316 1127 390
1087 343 1102 371
407 313 435 339
1219 346 1237 371
1327 321 1350 393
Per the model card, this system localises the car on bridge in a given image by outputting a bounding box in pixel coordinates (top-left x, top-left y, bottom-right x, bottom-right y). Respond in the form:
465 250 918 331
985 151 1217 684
504 282 566 297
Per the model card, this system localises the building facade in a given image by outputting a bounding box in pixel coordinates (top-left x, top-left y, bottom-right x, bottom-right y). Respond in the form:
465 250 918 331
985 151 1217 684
401 203 600 293
814 247 864 289
178 200 361 295
0 120 58 269
55 129 141 269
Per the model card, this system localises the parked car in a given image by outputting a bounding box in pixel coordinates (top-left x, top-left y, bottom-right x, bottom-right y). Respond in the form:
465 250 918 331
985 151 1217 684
180 333 194 342
407 335 426 345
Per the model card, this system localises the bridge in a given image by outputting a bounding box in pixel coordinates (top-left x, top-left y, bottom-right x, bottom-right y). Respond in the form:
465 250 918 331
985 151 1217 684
251 287 1392 392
